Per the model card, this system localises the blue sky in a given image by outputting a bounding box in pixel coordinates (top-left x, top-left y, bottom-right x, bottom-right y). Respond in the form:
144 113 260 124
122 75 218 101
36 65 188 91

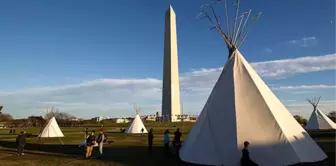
0 0 335 119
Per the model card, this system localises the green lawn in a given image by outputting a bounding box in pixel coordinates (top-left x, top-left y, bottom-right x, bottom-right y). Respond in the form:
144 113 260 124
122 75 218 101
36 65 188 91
0 122 195 166
0 123 335 166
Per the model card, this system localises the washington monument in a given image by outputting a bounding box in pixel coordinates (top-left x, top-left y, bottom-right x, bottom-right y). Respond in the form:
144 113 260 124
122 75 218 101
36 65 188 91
161 5 181 122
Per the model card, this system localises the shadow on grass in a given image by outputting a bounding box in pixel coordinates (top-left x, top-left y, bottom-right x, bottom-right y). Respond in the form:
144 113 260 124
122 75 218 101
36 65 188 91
0 139 334 166
0 140 196 166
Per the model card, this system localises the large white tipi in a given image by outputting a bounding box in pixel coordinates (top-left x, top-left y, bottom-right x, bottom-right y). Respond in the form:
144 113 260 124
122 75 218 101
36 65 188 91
38 117 64 144
125 105 148 134
305 97 336 130
179 1 327 166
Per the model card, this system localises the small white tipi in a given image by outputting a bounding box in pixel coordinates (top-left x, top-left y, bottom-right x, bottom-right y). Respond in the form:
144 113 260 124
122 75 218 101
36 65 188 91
305 97 336 130
179 1 327 166
125 105 148 134
38 117 64 144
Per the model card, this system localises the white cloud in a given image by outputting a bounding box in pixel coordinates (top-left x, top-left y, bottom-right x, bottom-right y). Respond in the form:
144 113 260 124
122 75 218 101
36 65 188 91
0 78 163 118
272 85 336 91
253 53 336 78
288 37 318 47
0 54 335 118
184 53 336 79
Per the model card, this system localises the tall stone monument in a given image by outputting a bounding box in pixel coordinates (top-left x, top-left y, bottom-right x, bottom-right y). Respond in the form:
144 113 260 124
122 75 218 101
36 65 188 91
161 5 181 122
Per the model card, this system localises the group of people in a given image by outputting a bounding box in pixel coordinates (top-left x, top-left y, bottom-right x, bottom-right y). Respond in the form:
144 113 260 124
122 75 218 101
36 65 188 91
14 127 257 166
82 128 108 159
9 127 16 135
147 128 182 155
147 128 257 165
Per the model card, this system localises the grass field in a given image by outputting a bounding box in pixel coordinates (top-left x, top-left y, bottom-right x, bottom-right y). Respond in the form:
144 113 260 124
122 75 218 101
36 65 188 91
0 122 335 166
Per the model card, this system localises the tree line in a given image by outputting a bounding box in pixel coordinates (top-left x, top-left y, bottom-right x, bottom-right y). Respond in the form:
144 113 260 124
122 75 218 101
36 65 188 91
0 110 335 128
0 109 82 128
293 111 336 126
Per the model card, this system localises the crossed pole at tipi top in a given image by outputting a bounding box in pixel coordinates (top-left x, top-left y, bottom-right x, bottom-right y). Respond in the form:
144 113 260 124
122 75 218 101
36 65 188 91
134 104 140 115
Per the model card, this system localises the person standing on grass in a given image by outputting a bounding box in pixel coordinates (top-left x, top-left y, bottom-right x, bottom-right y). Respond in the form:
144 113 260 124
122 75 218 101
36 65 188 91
148 128 154 154
85 130 96 159
141 128 144 135
16 131 26 155
96 129 107 158
173 128 182 154
84 128 89 139
163 129 170 154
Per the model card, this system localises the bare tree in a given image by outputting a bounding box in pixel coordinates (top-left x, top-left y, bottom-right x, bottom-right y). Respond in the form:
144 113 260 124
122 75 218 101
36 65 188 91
328 111 336 117
0 113 13 121
293 115 307 126
44 107 75 120
28 116 45 127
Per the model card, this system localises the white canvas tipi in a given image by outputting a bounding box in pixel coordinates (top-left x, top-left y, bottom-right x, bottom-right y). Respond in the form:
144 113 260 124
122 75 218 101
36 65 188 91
179 1 327 166
38 117 64 144
305 97 336 130
125 105 148 134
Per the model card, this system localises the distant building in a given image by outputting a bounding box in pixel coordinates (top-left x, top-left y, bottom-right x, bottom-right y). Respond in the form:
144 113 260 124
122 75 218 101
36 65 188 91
144 115 156 122
116 118 130 123
69 118 82 121
92 117 108 122
136 114 199 122
0 122 10 128
176 114 198 122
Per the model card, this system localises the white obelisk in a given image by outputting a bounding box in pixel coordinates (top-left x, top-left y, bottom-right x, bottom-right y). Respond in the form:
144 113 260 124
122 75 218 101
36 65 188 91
161 5 181 122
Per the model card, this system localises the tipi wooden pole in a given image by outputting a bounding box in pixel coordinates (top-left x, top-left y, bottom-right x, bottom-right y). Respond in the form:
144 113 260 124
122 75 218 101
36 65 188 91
223 0 231 38
231 0 240 40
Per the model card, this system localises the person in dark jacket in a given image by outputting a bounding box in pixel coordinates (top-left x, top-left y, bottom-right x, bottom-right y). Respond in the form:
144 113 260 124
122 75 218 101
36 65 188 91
16 131 26 155
148 128 154 154
85 130 96 159
141 128 144 135
96 129 107 157
241 141 258 166
173 128 182 154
